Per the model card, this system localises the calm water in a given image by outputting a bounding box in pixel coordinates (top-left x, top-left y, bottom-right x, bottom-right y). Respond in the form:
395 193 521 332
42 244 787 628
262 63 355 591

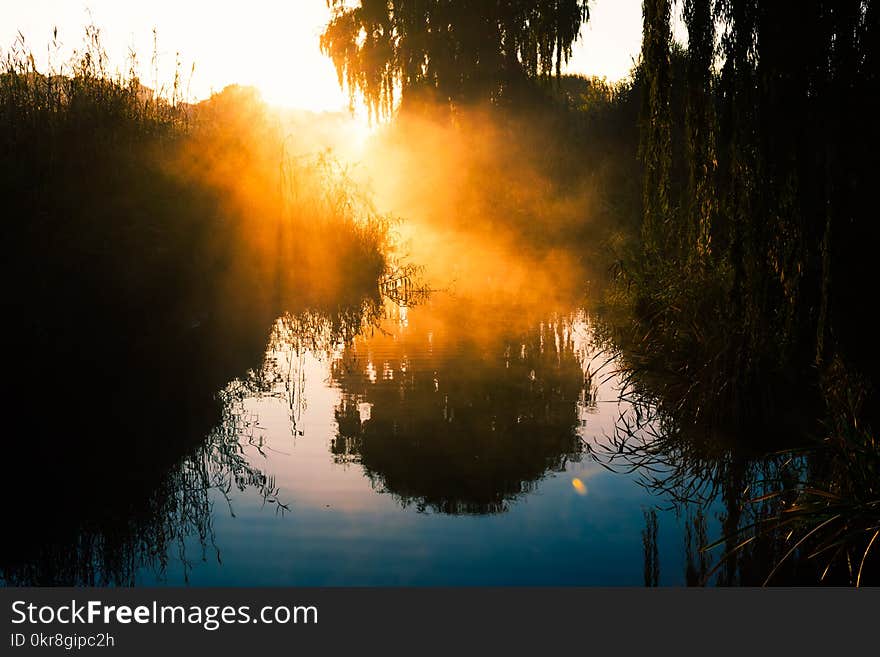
116 292 719 586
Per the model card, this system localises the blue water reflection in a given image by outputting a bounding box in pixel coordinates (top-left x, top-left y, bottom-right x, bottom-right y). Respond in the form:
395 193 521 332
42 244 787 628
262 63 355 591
136 295 720 586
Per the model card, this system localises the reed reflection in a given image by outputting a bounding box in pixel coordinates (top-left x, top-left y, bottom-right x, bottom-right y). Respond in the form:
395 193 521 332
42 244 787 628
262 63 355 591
0 382 288 586
0 291 383 586
592 347 879 586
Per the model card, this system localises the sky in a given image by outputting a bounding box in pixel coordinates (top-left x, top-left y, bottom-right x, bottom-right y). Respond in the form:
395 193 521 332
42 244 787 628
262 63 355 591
0 0 654 112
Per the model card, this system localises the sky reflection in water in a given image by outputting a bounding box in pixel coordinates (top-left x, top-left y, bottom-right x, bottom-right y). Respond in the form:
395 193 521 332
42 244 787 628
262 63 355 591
137 294 718 586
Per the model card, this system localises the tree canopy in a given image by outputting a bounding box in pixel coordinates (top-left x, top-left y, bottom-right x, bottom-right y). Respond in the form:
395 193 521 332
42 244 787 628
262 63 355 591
320 0 590 118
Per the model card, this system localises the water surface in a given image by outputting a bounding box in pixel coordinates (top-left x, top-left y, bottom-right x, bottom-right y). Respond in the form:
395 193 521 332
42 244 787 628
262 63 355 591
126 292 716 586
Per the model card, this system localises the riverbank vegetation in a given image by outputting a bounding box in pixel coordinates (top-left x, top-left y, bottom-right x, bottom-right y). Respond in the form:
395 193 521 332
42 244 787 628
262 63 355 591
2 23 390 404
1 25 390 581
599 0 879 584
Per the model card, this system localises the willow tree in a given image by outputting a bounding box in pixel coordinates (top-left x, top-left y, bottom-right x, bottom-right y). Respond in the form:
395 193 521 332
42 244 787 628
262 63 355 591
637 0 880 410
320 0 590 118
639 0 673 257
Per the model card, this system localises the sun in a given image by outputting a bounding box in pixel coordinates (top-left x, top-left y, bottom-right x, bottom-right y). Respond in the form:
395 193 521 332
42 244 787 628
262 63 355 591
236 3 350 113
192 0 352 114
249 52 348 114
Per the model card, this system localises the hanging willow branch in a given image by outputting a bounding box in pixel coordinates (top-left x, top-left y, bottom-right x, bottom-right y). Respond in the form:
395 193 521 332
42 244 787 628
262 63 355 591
320 0 590 119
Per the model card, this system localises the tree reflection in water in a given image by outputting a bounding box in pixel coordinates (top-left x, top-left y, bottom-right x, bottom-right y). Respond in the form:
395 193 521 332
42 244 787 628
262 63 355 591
329 303 587 514
8 272 869 586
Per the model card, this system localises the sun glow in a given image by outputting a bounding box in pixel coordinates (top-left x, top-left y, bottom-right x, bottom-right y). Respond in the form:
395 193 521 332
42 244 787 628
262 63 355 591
204 1 351 113
1 0 353 113
3 0 651 119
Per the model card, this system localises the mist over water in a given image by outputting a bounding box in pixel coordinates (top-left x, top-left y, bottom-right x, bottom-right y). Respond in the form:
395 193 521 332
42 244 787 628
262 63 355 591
0 87 693 584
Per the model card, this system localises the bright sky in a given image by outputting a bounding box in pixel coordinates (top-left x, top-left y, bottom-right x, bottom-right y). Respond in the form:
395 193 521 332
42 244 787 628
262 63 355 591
1 0 652 112
567 0 644 82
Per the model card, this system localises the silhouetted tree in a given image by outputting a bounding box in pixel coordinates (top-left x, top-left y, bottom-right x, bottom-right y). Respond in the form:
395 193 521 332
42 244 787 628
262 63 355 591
636 0 879 415
320 0 590 118
622 0 880 586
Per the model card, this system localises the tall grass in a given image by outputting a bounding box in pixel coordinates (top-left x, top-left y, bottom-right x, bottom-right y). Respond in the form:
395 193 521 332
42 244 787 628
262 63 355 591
0 24 394 583
2 22 392 361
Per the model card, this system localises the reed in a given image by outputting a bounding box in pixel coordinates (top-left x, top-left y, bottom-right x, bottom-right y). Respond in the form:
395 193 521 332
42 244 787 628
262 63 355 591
0 24 395 584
